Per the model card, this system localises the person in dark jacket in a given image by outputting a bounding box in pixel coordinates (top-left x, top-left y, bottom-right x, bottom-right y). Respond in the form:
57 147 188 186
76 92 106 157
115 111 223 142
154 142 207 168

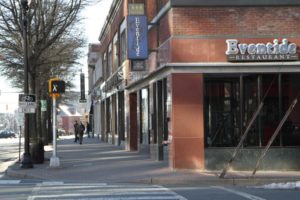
73 120 79 143
79 121 85 145
86 122 91 138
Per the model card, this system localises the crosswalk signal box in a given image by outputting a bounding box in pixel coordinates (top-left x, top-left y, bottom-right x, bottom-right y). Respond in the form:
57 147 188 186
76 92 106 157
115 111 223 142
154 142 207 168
48 78 65 97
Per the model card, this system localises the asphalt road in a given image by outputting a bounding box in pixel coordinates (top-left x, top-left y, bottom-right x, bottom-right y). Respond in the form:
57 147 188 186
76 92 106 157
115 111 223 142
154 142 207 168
0 180 300 200
0 137 23 173
171 185 300 200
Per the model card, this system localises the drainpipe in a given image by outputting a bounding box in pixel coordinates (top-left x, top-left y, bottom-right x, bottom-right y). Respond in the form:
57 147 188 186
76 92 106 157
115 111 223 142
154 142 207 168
148 1 171 30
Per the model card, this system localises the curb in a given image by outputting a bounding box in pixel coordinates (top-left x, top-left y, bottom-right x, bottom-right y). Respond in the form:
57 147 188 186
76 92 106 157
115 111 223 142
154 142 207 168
7 164 300 186
6 167 36 180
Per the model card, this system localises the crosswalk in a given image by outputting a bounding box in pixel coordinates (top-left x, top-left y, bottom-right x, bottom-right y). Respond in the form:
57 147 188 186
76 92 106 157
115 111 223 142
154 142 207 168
25 182 187 200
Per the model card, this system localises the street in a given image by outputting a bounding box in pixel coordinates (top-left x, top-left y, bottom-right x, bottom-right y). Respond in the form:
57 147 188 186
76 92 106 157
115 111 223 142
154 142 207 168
0 137 22 173
0 179 300 200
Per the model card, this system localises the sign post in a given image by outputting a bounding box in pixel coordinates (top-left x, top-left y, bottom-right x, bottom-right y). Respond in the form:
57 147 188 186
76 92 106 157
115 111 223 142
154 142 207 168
48 78 65 168
50 93 59 167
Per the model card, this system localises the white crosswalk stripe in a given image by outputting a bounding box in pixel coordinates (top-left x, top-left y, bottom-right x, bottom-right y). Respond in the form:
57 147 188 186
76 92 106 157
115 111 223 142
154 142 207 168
27 183 187 200
0 179 21 184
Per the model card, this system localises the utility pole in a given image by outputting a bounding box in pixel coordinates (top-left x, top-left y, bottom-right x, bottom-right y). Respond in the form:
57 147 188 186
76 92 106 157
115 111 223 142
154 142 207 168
20 0 33 169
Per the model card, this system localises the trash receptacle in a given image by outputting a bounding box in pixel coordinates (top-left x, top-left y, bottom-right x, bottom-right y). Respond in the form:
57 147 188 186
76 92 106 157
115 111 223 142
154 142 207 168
30 140 44 164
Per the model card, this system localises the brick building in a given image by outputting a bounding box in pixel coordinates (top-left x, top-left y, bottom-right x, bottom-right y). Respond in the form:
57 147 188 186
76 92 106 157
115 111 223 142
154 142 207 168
88 0 300 171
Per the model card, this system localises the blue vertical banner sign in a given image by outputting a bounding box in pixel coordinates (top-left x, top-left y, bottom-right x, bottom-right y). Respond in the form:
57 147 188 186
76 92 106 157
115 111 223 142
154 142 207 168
127 15 148 60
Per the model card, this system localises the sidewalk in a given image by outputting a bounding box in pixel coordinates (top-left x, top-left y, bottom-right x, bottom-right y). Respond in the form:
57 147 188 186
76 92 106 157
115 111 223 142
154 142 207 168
6 136 300 186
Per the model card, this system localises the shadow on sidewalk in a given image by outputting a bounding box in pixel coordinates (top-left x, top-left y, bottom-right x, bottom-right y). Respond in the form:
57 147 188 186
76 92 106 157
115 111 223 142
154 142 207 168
6 136 300 186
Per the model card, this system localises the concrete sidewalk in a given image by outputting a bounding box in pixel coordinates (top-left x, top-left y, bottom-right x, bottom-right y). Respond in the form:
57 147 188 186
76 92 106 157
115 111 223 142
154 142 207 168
6 136 300 185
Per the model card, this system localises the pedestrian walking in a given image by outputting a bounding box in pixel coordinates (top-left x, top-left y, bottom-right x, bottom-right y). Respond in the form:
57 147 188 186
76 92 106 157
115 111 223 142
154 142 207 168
86 122 91 138
79 121 85 145
73 120 79 143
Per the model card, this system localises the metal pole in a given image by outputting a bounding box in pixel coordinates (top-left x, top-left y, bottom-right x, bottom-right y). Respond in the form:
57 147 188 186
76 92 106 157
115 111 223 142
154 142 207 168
239 75 244 139
219 102 264 178
278 74 283 146
21 1 33 169
220 75 276 178
257 75 262 147
19 126 22 162
252 95 299 175
50 96 60 167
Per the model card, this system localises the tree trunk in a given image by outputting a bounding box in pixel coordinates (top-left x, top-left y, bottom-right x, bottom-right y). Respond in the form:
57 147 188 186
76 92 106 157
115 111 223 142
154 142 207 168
29 66 44 164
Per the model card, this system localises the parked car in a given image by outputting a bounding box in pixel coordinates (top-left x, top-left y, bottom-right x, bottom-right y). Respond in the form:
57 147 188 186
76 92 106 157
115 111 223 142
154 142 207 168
0 130 16 138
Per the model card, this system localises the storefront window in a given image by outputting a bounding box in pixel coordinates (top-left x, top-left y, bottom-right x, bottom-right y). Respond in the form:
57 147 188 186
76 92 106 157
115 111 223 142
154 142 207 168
120 19 127 64
205 77 240 147
102 52 107 79
113 33 119 70
204 73 300 148
108 43 112 77
140 88 149 145
118 92 125 143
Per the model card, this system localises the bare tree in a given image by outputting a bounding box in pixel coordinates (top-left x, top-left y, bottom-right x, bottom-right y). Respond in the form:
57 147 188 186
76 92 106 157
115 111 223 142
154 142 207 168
0 0 88 161
0 0 87 88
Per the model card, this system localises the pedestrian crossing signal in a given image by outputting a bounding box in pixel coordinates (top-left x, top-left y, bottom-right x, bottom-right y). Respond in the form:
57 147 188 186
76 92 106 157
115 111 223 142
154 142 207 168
51 80 65 93
48 78 65 97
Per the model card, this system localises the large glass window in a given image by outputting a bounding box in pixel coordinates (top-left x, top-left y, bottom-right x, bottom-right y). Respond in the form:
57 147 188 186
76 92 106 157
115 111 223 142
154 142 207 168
204 73 300 148
113 33 119 70
102 52 107 79
120 20 127 64
140 88 149 145
107 43 112 77
120 31 127 63
205 76 240 147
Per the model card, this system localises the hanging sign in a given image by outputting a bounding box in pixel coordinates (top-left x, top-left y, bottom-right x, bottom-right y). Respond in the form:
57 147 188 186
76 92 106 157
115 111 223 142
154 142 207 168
226 39 298 62
41 100 47 112
127 15 148 60
80 73 86 103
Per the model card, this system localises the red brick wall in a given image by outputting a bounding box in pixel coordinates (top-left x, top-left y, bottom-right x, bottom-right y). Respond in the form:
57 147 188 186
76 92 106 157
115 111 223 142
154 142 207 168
100 0 126 54
171 74 205 169
159 11 172 44
146 0 157 21
152 6 300 63
169 38 300 62
171 7 300 36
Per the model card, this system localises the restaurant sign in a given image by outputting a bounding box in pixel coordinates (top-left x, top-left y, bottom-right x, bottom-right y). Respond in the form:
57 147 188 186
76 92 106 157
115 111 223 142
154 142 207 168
226 39 298 62
127 15 148 60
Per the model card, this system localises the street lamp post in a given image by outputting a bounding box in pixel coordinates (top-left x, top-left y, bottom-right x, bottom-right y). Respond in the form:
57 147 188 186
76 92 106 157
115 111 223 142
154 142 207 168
21 0 33 169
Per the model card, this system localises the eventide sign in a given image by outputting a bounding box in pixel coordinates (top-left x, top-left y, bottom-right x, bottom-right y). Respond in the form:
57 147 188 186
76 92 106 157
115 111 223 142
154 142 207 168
226 39 298 62
127 15 148 60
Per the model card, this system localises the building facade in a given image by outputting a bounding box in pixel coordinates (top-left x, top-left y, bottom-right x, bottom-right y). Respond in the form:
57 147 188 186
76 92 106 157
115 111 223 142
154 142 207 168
88 0 300 171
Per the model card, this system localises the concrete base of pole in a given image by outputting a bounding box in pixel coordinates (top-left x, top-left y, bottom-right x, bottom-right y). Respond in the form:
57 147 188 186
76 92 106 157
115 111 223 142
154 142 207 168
49 156 60 168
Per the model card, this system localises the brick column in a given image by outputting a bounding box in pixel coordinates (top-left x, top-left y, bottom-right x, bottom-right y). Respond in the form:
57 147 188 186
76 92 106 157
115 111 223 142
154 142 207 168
170 74 205 169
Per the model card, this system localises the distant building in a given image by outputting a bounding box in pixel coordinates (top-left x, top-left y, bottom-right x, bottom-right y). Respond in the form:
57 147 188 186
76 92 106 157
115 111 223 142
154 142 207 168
88 0 300 171
58 105 82 134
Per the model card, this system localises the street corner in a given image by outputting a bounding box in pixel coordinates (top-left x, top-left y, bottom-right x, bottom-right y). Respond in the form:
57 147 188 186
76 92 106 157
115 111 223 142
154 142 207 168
5 162 35 180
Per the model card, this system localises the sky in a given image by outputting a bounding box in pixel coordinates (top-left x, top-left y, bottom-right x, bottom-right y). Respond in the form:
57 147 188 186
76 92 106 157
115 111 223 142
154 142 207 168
0 0 113 113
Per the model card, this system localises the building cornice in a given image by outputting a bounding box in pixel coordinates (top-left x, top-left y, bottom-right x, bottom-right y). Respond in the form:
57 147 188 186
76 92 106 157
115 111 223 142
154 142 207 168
98 0 122 43
126 62 300 92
